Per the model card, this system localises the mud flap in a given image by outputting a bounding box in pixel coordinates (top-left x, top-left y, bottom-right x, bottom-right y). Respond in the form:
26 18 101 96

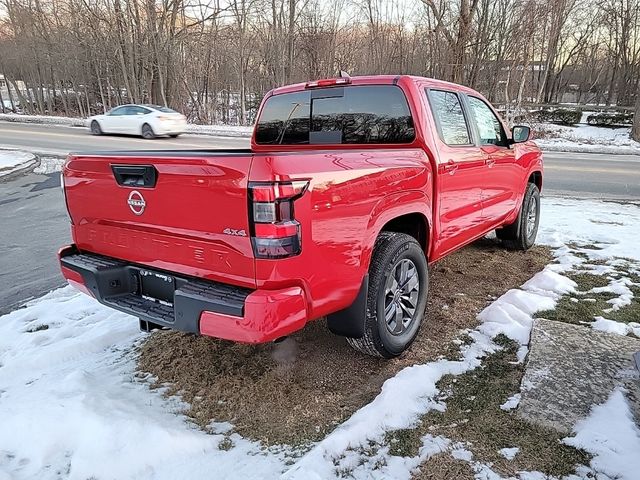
327 274 368 338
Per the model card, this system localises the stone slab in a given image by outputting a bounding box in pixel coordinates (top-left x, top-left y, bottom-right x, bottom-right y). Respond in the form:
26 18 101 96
518 318 640 434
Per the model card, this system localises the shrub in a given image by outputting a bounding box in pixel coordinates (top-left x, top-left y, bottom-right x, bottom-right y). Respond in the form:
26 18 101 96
586 112 633 127
534 108 581 126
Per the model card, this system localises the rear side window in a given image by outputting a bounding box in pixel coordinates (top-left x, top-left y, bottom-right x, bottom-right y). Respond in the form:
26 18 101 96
255 85 415 145
427 90 471 146
149 105 179 114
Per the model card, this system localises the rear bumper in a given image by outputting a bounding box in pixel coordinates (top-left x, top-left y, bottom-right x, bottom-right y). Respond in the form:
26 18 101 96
58 245 308 343
154 123 186 135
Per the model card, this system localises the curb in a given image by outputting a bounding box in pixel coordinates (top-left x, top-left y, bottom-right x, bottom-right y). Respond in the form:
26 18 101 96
0 150 40 181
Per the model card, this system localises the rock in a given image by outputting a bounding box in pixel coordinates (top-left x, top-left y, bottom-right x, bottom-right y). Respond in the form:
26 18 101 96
518 318 640 434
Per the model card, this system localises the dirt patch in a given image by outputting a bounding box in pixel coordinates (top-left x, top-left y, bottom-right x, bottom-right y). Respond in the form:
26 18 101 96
138 238 552 447
413 454 475 480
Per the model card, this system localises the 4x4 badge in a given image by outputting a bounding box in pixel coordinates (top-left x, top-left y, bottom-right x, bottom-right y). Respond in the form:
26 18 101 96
223 228 247 237
127 190 146 215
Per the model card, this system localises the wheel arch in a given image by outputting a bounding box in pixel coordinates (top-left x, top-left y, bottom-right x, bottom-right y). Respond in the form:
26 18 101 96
360 191 432 272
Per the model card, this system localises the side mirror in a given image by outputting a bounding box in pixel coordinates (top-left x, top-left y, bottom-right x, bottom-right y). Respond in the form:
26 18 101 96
511 125 530 143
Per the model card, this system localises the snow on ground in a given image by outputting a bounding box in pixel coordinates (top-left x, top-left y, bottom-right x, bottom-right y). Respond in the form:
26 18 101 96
0 289 286 480
534 123 640 155
591 316 640 337
498 447 520 460
33 156 66 175
0 150 36 177
500 393 522 411
0 113 253 137
1 197 639 479
564 389 640 480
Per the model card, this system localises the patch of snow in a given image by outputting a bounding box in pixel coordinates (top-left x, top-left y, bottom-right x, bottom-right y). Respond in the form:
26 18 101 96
500 393 521 411
564 389 640 480
0 149 36 176
498 446 519 460
591 317 640 337
539 197 640 263
515 345 529 363
591 277 634 312
33 156 66 174
534 123 640 155
451 446 473 461
478 271 569 345
0 287 286 480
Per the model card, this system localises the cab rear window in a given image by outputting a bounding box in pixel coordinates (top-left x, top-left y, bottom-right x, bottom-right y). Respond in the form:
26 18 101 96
255 85 415 145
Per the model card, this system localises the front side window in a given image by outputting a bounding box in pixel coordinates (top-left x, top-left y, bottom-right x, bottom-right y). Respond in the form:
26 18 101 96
255 85 415 145
109 106 127 116
467 96 506 146
427 90 471 146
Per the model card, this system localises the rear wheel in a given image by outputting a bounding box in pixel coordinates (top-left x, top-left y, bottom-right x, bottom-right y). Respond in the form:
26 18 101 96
90 120 102 135
347 232 428 358
141 123 155 139
496 182 540 250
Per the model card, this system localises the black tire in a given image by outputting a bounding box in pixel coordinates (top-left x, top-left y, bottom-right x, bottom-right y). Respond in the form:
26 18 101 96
90 120 102 135
169 134 180 138
141 123 155 139
496 182 540 250
347 232 429 358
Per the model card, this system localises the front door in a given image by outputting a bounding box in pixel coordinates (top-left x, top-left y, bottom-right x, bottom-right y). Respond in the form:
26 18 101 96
426 89 486 258
465 95 518 225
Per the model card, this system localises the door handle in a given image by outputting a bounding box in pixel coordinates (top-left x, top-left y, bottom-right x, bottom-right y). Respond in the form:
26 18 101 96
443 159 458 174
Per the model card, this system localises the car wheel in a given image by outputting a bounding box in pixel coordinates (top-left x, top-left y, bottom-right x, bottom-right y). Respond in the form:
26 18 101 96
496 182 540 251
141 123 156 139
169 134 180 138
90 120 102 135
347 232 428 358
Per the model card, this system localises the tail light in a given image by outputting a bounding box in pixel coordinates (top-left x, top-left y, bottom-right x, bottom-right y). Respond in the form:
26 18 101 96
249 181 309 259
60 169 73 224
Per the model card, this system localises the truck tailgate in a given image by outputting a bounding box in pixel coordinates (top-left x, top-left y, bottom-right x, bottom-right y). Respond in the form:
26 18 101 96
64 151 256 288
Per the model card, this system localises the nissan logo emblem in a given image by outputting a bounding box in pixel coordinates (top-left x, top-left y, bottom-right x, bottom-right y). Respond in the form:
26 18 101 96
127 190 146 215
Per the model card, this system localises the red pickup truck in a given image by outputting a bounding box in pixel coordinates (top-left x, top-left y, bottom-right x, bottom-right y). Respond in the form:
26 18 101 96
59 75 542 358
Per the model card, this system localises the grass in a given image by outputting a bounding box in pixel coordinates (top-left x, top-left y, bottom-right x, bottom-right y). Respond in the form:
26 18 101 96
536 270 640 329
385 336 590 478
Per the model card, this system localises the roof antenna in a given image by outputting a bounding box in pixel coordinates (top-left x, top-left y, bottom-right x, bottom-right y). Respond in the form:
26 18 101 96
339 70 351 79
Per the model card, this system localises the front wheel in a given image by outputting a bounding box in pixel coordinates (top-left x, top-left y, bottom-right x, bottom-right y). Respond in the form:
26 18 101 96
141 123 156 139
496 182 540 250
347 232 428 358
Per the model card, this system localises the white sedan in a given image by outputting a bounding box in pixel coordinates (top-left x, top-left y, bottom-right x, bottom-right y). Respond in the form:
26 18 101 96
89 104 187 139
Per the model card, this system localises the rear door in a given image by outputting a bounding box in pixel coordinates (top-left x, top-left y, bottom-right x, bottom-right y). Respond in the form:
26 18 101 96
426 88 485 256
465 95 518 224
123 106 151 135
64 152 257 288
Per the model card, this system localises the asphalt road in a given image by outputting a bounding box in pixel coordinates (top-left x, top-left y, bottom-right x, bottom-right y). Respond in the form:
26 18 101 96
0 121 639 313
0 172 70 314
0 121 249 155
